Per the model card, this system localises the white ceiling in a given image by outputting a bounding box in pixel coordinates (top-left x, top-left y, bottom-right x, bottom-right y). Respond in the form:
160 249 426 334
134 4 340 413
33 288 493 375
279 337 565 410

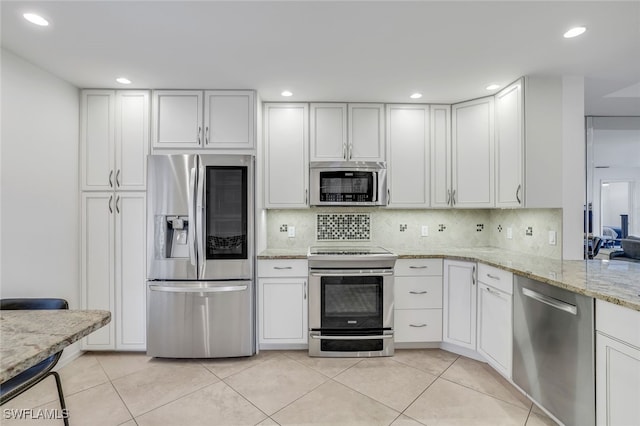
2 1 640 115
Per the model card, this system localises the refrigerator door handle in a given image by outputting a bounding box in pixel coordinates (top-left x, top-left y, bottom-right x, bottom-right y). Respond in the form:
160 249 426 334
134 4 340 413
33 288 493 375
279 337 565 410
188 167 197 266
196 158 206 278
149 284 248 293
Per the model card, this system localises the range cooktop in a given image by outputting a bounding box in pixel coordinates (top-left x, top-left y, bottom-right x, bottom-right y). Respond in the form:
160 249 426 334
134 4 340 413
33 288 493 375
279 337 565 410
308 246 393 256
307 246 397 268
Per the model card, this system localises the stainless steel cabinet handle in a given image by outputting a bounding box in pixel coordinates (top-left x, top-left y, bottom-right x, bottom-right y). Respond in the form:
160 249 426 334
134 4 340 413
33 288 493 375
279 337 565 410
409 266 428 269
205 126 210 145
149 285 248 293
115 196 120 214
348 143 353 160
409 290 428 294
310 333 393 341
485 286 501 296
115 170 121 187
343 144 347 160
516 184 522 204
108 195 113 213
522 287 577 315
388 189 391 203
472 265 476 285
304 281 307 300
273 266 292 270
305 189 308 205
409 324 427 328
486 274 500 280
197 126 202 145
446 189 451 205
452 189 457 206
108 170 113 188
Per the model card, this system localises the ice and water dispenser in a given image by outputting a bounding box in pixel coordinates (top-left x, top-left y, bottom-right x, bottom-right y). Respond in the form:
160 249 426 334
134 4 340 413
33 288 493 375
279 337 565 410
154 215 190 259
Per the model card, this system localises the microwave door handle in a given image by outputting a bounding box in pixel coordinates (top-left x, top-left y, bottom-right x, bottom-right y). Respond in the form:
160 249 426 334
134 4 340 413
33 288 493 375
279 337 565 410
372 173 378 202
196 158 206 278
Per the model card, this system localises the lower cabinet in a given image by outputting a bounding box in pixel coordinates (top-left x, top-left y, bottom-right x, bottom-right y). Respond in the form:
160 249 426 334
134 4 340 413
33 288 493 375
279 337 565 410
258 259 308 347
443 259 477 350
394 259 443 343
81 192 146 350
476 264 513 378
596 300 640 426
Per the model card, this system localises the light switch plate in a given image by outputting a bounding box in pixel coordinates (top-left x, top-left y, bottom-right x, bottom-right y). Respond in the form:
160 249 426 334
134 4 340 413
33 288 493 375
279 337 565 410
548 230 557 245
288 226 295 238
421 225 429 237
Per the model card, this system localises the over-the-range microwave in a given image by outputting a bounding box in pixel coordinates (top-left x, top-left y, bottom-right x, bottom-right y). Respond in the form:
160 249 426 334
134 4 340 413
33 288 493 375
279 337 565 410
309 161 388 206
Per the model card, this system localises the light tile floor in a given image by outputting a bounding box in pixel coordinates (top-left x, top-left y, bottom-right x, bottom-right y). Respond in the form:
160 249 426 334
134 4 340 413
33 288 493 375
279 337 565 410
3 349 558 426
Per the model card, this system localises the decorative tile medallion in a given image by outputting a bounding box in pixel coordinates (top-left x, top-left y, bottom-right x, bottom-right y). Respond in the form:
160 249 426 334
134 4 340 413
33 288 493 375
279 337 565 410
317 214 371 241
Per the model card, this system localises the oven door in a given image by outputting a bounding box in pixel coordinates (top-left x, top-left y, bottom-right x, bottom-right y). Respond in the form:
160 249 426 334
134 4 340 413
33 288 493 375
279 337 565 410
308 268 394 357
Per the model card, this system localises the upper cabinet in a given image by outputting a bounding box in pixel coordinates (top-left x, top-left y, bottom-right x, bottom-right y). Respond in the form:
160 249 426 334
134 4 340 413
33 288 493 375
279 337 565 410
451 97 495 208
495 79 524 208
386 104 430 208
263 103 309 208
152 90 255 150
310 103 384 162
81 90 149 192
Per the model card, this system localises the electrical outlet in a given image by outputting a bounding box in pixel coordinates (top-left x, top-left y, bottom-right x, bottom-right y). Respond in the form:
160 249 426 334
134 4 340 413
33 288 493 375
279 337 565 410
548 230 557 245
421 225 429 237
287 226 295 238
506 227 513 239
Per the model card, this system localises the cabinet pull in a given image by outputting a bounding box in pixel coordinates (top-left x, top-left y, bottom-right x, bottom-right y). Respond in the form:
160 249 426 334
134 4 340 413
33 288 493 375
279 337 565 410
115 196 121 214
409 290 428 295
115 170 121 187
387 189 391 203
516 184 522 204
273 266 292 270
452 189 457 206
304 281 307 300
409 265 428 269
472 265 476 285
342 144 347 160
197 126 202 145
486 274 500 280
485 287 501 296
205 126 210 145
305 189 308 205
348 143 353 160
108 170 113 188
446 189 451 205
409 324 427 328
108 195 113 213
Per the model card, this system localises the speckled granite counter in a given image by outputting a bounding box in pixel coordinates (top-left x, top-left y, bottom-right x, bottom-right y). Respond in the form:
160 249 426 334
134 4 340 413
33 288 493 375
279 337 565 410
0 310 111 383
258 247 640 311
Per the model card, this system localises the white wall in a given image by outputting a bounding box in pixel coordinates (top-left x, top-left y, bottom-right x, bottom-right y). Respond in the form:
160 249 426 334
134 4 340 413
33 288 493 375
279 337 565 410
1 49 80 307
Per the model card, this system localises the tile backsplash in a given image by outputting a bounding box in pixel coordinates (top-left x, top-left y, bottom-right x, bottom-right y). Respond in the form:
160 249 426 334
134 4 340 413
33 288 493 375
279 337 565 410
266 208 563 259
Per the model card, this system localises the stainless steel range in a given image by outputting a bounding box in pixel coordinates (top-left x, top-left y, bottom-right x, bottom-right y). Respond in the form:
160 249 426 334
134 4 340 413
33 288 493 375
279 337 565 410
307 246 397 357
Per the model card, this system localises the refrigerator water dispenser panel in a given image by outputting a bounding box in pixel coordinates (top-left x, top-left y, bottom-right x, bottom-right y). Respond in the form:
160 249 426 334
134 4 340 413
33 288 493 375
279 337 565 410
154 215 191 259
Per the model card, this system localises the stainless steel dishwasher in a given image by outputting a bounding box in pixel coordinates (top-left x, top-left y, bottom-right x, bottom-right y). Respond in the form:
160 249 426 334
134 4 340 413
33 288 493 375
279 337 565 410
513 275 595 426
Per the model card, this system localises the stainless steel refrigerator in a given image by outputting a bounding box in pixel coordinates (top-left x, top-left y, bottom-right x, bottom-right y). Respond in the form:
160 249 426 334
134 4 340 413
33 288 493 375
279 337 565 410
146 154 255 358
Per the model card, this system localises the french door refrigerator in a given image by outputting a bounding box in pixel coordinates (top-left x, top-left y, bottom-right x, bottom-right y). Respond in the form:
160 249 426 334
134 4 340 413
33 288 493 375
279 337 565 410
146 154 255 358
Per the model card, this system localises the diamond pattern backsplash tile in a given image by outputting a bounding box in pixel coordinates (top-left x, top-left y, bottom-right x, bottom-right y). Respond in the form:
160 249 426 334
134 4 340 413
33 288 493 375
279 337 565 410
317 214 371 241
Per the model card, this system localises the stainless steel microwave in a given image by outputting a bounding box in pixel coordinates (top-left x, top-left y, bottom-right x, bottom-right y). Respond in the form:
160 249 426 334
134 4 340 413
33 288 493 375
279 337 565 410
309 162 388 206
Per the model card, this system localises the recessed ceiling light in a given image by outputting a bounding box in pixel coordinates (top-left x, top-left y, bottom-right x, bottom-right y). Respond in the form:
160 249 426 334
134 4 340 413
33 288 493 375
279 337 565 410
23 13 49 27
410 93 423 99
564 26 586 38
486 84 500 91
281 90 293 97
116 77 132 85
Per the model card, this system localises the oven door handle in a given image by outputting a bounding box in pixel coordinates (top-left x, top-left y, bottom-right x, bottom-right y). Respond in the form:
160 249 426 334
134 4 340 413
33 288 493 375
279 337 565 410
310 270 394 277
309 332 394 341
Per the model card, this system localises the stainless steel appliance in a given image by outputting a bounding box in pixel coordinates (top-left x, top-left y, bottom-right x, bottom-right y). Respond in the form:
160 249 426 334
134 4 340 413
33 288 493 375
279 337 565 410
307 246 397 357
513 275 595 426
146 154 255 358
309 161 388 206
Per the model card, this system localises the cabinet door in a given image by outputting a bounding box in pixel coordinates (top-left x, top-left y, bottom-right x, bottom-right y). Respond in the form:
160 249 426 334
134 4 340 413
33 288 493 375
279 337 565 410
152 90 203 148
443 260 477 350
264 103 309 208
348 103 385 161
259 278 308 344
451 97 494 208
203 90 255 149
81 193 115 349
596 332 640 426
81 90 115 191
430 105 452 208
477 283 512 378
495 79 524 208
115 193 147 350
387 104 430 208
310 103 347 161
115 91 149 191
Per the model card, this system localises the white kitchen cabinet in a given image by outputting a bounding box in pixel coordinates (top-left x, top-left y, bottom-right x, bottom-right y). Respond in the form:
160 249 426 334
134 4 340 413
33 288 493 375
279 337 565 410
309 103 385 162
430 105 452 208
152 90 255 149
443 259 477 350
476 264 513 378
495 79 524 208
451 97 495 208
81 192 146 350
263 103 309 208
596 300 640 426
386 104 430 208
394 259 443 343
81 90 149 191
258 259 308 347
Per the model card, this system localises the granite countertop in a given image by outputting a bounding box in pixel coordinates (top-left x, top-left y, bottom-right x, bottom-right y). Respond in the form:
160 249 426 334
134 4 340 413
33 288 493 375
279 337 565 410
0 309 111 383
258 247 640 311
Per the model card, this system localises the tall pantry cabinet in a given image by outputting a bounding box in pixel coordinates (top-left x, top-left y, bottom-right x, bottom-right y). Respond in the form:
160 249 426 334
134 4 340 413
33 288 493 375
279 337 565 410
80 90 149 350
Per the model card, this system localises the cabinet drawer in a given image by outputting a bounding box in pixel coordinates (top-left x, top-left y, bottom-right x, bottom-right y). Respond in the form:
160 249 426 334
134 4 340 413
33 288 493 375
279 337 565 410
395 276 442 309
258 259 308 277
395 259 443 276
395 309 443 343
477 263 513 294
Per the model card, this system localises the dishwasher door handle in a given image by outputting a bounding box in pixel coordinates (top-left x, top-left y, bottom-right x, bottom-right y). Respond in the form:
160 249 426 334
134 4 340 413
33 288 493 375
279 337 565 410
522 287 577 315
